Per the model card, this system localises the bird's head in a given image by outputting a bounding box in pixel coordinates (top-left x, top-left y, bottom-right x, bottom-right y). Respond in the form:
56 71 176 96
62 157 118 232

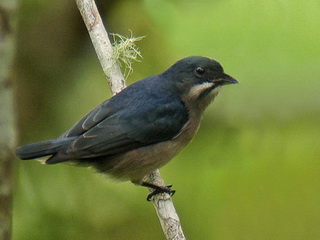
163 56 239 110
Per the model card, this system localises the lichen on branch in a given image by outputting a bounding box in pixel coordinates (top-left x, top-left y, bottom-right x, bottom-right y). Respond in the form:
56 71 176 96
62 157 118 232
111 32 144 79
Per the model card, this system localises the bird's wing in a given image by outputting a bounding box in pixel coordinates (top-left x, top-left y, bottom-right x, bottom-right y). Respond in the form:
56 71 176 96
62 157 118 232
58 95 189 159
61 100 114 138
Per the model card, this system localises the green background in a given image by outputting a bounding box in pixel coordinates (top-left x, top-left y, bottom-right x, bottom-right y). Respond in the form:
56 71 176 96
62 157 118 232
13 0 320 239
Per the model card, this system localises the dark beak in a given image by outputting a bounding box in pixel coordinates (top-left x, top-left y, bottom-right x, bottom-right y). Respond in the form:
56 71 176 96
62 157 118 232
214 73 239 86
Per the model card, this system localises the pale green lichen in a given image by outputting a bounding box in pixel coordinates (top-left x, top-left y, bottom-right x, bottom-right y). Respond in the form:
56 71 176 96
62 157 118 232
111 32 144 79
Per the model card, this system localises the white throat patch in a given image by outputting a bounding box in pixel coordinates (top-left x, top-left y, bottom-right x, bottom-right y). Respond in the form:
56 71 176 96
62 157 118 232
189 82 221 100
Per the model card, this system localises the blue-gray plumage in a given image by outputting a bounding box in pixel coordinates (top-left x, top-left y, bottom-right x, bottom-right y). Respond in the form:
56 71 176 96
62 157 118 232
16 56 238 199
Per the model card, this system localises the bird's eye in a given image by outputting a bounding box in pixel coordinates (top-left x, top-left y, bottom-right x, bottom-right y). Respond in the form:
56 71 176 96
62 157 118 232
195 67 205 76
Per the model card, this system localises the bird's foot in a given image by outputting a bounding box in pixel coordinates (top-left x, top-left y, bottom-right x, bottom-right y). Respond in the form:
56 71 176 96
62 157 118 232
141 182 176 201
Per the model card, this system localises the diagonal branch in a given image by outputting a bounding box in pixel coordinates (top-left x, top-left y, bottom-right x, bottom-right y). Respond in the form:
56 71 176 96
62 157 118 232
74 0 186 239
75 0 125 94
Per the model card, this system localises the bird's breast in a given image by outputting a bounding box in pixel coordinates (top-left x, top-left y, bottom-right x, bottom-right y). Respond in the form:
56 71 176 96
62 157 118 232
94 114 202 184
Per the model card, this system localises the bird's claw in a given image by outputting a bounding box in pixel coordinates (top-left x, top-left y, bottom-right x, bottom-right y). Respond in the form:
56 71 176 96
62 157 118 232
146 185 176 201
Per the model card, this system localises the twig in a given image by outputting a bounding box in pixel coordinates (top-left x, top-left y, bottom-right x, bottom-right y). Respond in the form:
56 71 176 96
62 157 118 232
75 0 125 94
74 0 186 239
147 170 186 240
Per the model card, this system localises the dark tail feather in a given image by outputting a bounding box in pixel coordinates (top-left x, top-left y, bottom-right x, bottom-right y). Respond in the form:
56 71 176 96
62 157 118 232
16 137 76 160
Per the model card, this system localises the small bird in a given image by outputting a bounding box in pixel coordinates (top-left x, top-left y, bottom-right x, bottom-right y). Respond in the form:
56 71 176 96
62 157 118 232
16 56 238 200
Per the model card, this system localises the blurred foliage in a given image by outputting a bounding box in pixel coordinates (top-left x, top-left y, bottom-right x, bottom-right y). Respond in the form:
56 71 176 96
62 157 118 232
13 0 320 239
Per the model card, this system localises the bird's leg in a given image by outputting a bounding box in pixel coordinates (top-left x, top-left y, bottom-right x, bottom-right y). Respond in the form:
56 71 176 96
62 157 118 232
141 181 176 201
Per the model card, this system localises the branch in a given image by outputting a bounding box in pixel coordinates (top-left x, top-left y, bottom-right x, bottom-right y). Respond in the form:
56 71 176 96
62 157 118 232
74 0 186 239
0 1 18 239
147 170 186 240
75 0 125 94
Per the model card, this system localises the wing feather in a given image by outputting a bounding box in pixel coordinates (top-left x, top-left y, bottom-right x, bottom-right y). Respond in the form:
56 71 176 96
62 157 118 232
55 77 189 161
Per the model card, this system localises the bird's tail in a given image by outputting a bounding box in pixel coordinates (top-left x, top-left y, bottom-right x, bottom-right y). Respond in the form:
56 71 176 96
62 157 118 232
15 137 75 160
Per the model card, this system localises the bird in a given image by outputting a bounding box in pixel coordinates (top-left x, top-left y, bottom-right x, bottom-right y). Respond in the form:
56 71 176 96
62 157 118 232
16 56 238 200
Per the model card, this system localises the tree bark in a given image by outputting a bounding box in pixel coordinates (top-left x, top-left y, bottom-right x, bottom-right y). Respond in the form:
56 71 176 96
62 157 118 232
0 1 18 239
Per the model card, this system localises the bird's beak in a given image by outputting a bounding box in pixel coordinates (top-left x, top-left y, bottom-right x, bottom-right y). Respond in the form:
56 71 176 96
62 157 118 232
213 73 239 86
